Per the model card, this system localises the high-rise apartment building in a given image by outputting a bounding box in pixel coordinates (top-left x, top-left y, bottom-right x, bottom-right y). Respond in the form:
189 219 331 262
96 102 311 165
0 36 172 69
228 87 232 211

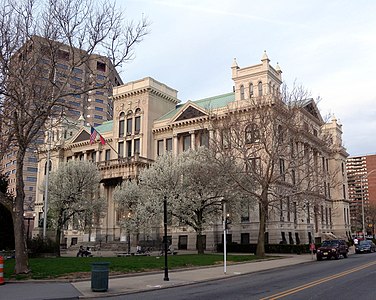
1 36 122 216
347 154 376 236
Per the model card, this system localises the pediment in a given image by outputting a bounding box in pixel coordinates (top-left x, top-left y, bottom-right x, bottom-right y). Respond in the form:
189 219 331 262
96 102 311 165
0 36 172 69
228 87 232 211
172 102 208 123
303 101 323 122
72 130 90 143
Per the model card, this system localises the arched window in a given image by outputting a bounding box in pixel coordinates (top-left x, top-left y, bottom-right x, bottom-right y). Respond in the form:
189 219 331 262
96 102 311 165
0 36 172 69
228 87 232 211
249 83 253 97
135 107 141 114
258 81 263 97
240 85 245 100
119 112 125 137
127 110 133 116
245 124 260 144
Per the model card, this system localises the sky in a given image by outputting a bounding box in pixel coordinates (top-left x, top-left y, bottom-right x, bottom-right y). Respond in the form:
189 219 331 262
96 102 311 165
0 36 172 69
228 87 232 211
116 0 376 157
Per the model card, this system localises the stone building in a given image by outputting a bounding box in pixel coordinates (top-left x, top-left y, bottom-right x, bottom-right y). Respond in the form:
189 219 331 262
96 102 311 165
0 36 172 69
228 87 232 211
33 53 351 249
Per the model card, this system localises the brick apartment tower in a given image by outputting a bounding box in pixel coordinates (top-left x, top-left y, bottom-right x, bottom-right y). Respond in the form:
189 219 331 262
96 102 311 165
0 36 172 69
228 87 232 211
1 36 122 222
347 154 376 236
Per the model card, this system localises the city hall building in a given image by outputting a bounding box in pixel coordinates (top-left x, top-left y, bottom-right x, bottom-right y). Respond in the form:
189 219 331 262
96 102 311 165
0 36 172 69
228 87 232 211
33 53 351 250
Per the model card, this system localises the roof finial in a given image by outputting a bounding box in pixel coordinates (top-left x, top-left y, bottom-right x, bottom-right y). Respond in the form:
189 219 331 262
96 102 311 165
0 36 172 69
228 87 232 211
232 57 238 68
261 50 269 61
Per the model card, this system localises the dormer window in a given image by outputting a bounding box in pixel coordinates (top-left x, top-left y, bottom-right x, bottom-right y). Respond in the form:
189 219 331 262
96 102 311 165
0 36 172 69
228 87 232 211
240 85 245 100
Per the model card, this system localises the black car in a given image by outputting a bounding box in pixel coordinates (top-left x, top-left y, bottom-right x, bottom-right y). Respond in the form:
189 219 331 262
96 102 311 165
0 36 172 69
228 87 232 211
316 239 349 260
355 240 376 254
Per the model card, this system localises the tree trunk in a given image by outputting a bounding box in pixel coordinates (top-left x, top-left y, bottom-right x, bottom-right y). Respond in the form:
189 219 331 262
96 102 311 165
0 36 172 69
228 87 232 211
13 149 29 274
196 210 205 254
197 232 205 254
256 191 268 257
55 215 63 257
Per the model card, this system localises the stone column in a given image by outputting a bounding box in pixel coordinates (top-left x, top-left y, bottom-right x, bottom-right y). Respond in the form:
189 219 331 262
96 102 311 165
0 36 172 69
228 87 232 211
190 131 195 150
173 134 178 156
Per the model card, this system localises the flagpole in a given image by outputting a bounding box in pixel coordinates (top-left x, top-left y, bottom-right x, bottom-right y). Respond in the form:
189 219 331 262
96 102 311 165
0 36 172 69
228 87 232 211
90 125 119 156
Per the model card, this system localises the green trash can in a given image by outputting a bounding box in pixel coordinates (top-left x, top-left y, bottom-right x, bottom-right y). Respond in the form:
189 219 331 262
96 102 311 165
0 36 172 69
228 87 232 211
91 262 110 292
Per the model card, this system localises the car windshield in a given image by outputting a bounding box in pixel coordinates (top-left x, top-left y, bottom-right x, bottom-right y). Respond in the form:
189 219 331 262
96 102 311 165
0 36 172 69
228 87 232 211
321 241 339 247
359 240 370 246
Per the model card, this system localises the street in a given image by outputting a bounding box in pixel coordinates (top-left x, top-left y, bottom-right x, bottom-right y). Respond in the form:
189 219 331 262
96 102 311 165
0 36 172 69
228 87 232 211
105 252 376 300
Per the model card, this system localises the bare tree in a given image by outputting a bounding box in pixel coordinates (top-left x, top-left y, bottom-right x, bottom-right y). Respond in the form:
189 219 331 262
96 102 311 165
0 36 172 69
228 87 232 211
209 83 336 256
0 0 148 273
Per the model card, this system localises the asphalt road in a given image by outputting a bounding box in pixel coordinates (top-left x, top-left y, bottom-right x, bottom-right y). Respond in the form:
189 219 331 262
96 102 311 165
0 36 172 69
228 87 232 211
104 252 376 300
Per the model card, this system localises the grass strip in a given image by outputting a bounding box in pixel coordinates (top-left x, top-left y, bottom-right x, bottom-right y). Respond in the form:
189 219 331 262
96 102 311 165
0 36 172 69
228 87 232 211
4 254 264 280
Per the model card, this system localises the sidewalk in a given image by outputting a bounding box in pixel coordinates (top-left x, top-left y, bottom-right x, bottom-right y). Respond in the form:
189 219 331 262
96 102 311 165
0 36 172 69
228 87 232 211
0 253 327 300
73 253 315 299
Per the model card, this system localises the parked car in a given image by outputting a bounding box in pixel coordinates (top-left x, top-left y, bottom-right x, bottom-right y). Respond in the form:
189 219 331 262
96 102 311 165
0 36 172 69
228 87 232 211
316 239 349 261
355 240 376 254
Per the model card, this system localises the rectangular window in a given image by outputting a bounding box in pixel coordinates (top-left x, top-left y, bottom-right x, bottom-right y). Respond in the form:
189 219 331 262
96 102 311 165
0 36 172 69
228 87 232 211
72 67 83 74
119 120 125 137
95 99 104 103
293 202 297 223
126 141 132 157
183 135 191 151
26 177 37 182
126 118 132 135
97 61 106 72
27 167 38 172
95 107 103 111
134 139 140 154
247 157 261 173
94 115 103 119
166 138 172 152
240 200 250 222
105 149 111 161
118 142 124 158
97 74 106 80
157 140 164 156
241 233 250 244
96 91 105 95
134 116 141 134
287 197 291 222
200 131 209 147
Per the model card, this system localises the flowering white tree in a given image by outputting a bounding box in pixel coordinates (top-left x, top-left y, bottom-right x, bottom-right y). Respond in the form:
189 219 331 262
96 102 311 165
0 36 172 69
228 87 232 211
114 147 243 254
0 0 148 273
46 160 105 256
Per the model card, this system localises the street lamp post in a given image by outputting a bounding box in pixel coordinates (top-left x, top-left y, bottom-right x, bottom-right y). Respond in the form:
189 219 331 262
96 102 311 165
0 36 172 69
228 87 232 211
127 212 131 254
361 169 376 240
163 196 169 281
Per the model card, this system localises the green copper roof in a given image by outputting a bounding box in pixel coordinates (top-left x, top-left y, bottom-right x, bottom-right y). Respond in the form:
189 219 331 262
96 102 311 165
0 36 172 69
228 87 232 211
84 120 113 134
158 92 235 121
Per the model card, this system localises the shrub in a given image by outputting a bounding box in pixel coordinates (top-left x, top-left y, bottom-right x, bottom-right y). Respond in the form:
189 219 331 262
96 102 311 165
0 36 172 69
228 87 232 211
27 236 58 257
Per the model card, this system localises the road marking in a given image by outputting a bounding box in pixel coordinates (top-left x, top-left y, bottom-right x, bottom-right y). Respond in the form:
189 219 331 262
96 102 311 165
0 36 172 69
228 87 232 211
260 261 376 300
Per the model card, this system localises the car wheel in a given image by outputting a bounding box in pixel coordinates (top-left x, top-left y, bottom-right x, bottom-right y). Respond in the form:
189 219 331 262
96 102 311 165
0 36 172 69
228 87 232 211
317 256 322 261
343 252 348 258
335 253 340 260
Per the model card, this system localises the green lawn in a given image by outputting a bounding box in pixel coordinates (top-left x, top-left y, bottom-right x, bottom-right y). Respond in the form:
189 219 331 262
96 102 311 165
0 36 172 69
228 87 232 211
4 254 263 280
